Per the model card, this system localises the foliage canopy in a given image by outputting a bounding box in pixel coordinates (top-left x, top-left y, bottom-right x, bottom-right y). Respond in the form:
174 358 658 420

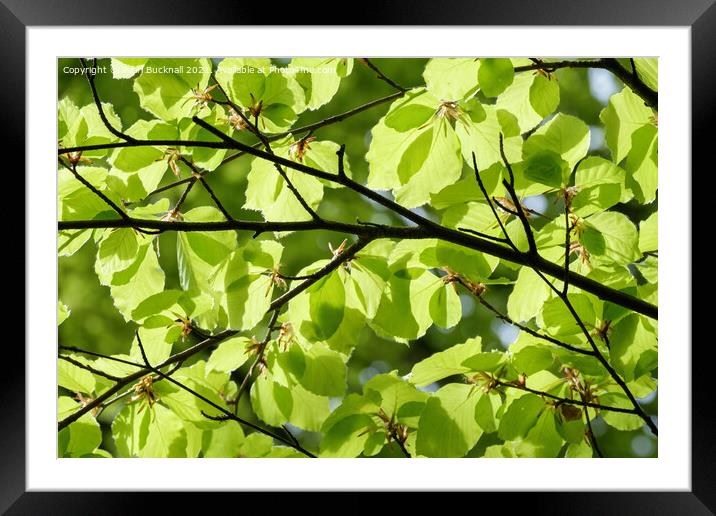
58 57 658 459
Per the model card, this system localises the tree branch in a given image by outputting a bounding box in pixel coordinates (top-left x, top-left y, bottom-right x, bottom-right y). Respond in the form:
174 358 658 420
134 331 315 457
453 277 595 356
498 134 537 255
360 58 407 92
479 137 658 436
514 58 657 110
58 215 657 320
493 379 639 415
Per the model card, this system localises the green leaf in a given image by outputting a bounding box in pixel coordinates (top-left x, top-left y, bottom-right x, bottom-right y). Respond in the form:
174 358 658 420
131 289 182 322
308 271 346 340
541 294 597 336
428 282 462 329
59 100 122 154
58 397 102 457
202 421 245 458
370 270 440 341
475 391 501 433
498 393 545 440
522 150 567 188
216 58 305 132
58 301 71 325
250 374 292 427
507 267 552 322
141 404 188 457
321 413 377 458
582 211 640 265
366 89 463 208
423 58 480 100
178 104 230 171
565 440 593 458
515 409 564 457
292 58 353 110
206 336 253 374
461 351 507 373
496 73 559 133
478 58 514 97
111 58 148 79
600 87 655 164
523 113 590 171
177 206 237 295
95 240 165 321
599 392 645 431
416 384 483 457
456 105 523 172
244 142 324 223
609 314 658 381
572 157 625 217
634 58 658 91
512 345 554 375
130 326 173 366
639 212 658 253
58 357 96 394
107 120 178 201
96 229 139 279
556 407 586 444
625 123 658 203
133 58 213 121
58 229 93 257
364 373 428 427
409 337 482 386
58 166 114 221
212 240 282 330
282 344 347 397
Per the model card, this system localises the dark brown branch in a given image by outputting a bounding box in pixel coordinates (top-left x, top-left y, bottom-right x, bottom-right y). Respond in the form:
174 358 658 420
58 215 657 320
58 117 658 320
336 144 347 178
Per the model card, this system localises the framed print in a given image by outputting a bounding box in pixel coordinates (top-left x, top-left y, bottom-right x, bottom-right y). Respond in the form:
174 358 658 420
5 0 710 513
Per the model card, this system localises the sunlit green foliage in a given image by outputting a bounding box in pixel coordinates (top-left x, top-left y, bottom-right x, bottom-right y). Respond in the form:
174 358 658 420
58 57 658 459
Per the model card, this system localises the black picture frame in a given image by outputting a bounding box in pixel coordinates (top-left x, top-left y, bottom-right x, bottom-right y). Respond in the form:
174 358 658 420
5 1 708 513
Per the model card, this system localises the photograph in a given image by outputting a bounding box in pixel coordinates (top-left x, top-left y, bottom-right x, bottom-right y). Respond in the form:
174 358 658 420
56 56 659 460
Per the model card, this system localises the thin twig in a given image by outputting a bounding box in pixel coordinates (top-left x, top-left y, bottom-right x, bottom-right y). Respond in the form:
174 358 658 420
58 354 122 382
498 134 537 255
493 379 638 415
454 277 594 356
360 58 407 92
